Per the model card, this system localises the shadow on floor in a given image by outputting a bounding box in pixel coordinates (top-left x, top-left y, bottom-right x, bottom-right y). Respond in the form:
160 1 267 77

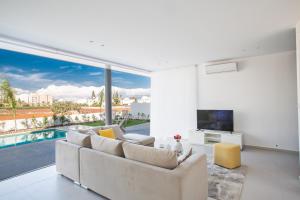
0 123 150 181
0 139 57 181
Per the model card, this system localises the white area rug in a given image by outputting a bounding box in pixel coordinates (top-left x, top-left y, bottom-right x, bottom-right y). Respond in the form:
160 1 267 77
207 156 247 200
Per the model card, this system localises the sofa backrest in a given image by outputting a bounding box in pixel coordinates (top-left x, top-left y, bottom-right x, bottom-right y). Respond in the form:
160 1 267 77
79 147 208 200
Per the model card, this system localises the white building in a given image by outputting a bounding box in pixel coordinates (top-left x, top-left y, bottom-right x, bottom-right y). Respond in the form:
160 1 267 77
121 97 136 105
137 96 151 104
17 93 53 105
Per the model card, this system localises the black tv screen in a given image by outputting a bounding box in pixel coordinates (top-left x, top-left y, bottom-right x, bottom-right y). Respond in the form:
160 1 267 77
197 110 233 132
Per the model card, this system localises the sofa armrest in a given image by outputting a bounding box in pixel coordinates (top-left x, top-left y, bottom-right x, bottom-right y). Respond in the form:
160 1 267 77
172 154 208 200
55 140 81 183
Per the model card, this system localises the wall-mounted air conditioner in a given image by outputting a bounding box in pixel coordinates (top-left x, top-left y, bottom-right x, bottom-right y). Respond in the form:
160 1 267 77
204 62 238 74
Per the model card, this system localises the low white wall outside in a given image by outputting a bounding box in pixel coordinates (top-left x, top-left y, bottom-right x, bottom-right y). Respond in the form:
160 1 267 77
130 103 150 118
0 113 105 132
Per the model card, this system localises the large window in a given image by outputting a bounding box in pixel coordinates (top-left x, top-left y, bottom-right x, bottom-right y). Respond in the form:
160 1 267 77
0 48 150 180
111 70 151 135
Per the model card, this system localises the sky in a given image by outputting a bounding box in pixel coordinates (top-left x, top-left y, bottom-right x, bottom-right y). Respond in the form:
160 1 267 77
0 49 150 101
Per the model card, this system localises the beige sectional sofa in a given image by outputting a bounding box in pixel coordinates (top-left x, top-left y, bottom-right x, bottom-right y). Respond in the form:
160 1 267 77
56 128 208 200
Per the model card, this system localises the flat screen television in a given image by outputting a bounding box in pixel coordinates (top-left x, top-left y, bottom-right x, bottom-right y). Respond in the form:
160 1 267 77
197 110 233 132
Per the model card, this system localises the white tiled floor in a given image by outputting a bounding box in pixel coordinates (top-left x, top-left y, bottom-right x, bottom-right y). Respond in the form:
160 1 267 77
0 146 299 200
0 166 107 200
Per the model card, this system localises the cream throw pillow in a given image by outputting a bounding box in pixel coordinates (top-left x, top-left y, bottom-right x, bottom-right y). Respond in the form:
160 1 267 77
91 135 124 157
122 142 178 169
66 131 91 147
178 147 193 164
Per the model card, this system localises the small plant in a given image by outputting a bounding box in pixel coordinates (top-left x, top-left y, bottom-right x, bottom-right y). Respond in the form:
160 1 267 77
42 117 49 128
92 114 97 122
31 117 37 129
21 119 30 129
82 114 87 122
137 112 141 119
60 115 69 125
86 115 90 122
52 114 58 126
0 121 5 130
37 121 43 128
74 116 79 123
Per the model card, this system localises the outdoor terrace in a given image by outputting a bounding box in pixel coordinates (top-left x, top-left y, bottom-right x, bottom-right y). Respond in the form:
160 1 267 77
0 123 150 181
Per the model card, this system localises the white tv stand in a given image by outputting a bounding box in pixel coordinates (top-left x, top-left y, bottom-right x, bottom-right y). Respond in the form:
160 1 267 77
189 129 243 150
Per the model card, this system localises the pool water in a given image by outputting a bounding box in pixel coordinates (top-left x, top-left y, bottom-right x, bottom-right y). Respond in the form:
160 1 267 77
0 129 66 149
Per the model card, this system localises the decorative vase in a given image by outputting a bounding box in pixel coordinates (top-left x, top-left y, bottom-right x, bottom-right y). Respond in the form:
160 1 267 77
174 140 183 155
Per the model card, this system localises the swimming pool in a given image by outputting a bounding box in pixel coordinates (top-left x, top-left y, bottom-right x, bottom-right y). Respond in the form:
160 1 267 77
0 129 66 149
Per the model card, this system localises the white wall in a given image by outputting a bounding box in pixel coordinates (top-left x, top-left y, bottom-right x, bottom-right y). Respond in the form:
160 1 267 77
151 66 197 139
198 51 298 151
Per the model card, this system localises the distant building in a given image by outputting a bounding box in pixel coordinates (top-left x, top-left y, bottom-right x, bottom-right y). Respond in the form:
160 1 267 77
121 97 137 105
17 93 53 106
137 96 151 104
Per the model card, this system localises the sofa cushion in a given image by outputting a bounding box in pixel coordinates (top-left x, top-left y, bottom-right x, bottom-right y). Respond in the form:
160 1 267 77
99 128 116 139
91 135 124 157
122 142 178 169
123 134 155 146
66 131 91 147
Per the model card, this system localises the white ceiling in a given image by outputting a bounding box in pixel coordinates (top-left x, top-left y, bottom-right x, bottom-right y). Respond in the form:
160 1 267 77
0 0 299 71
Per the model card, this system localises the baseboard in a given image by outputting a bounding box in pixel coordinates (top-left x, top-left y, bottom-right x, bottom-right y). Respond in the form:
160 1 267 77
244 145 299 154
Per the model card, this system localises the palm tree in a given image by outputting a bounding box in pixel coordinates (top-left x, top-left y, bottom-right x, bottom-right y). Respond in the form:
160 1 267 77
0 80 17 131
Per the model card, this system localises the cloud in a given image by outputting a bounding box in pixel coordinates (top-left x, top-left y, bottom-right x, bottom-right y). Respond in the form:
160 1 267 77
34 84 150 101
1 71 70 89
113 86 151 97
89 72 102 76
1 65 25 73
112 77 134 86
14 87 30 95
3 72 50 83
59 65 82 70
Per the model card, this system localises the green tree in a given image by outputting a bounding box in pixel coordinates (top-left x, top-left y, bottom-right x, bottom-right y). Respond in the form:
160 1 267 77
51 101 81 115
0 79 17 131
52 114 58 126
91 90 96 100
98 89 105 108
59 115 70 125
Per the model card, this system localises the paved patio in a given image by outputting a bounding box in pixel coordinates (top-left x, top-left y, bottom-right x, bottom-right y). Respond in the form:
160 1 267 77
0 123 150 181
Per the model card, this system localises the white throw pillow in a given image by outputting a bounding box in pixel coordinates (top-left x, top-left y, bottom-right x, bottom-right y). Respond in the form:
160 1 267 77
178 147 193 164
66 131 91 147
122 142 178 169
91 134 124 157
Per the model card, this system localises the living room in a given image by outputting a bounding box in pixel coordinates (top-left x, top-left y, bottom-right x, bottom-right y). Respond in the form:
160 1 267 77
0 1 300 200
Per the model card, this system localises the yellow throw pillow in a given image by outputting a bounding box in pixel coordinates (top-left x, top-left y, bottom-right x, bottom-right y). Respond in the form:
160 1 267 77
99 128 116 139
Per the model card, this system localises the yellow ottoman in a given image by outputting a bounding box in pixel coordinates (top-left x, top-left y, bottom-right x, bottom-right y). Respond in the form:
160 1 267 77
213 143 241 169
